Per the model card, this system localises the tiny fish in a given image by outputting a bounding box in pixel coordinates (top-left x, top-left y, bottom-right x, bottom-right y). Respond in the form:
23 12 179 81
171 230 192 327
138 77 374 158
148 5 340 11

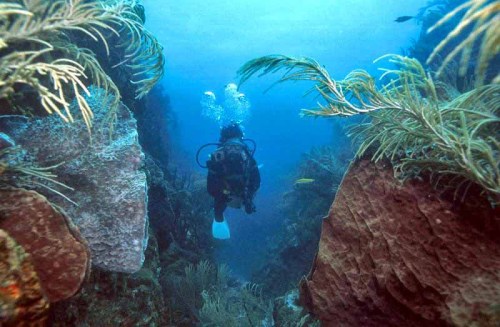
294 178 315 185
395 16 414 23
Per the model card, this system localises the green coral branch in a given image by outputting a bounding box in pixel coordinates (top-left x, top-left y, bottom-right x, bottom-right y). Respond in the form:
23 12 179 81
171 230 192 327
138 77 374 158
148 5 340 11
238 54 406 117
103 0 165 98
349 85 499 196
126 27 165 98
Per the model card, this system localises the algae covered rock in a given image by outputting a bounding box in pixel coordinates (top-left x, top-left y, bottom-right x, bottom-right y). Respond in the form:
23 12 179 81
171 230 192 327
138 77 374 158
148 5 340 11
0 229 50 326
0 187 90 302
300 158 500 326
0 88 149 273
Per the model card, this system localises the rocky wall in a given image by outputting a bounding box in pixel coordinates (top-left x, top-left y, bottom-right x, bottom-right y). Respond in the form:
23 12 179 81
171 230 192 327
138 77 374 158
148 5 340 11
0 88 149 273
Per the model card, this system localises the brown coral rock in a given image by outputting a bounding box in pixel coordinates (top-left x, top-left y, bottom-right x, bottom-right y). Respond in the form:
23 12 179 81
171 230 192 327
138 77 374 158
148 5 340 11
0 188 90 303
0 229 49 326
300 159 500 326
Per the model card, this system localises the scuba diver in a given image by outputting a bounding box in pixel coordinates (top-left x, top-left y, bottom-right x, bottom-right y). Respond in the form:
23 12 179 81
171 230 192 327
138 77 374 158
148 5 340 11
196 123 260 239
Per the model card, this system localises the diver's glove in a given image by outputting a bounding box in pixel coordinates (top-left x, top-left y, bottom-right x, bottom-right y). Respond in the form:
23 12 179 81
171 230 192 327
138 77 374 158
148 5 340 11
244 201 256 214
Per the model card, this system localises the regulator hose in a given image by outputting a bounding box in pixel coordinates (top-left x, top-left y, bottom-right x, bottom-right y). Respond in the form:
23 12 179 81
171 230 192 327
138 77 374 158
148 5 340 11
195 138 257 169
242 138 256 157
196 143 220 168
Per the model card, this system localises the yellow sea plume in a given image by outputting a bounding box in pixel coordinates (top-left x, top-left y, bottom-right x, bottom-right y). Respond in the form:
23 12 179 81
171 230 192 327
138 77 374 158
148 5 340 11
426 0 500 85
0 0 164 131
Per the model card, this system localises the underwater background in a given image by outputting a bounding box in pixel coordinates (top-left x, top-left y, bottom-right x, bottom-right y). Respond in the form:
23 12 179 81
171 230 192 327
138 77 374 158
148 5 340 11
0 0 498 326
144 0 424 278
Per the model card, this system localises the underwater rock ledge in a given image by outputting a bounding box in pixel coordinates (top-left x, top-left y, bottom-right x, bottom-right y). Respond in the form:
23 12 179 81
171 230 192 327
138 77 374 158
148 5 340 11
0 91 149 273
300 158 500 326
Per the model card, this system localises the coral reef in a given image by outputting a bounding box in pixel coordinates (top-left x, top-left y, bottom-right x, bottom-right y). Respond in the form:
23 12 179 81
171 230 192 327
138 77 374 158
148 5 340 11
163 260 274 326
160 257 318 326
300 158 500 326
0 229 49 327
168 260 228 320
136 85 175 171
199 283 273 327
144 154 214 255
1 88 149 273
133 85 214 256
0 187 90 302
253 145 352 297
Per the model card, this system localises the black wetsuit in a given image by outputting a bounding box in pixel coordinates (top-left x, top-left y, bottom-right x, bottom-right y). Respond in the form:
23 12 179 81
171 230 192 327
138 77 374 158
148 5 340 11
206 138 260 222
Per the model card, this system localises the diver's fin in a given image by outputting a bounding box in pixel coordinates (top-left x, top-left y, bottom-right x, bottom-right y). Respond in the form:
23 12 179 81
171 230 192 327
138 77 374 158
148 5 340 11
212 218 230 239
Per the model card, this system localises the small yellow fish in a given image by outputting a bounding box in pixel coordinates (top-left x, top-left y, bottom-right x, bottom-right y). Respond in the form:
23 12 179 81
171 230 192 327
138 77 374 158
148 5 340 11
294 178 315 185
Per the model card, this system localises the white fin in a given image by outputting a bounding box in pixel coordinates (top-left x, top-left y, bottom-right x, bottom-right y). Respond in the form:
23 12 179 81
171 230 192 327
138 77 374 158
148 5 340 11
212 218 230 239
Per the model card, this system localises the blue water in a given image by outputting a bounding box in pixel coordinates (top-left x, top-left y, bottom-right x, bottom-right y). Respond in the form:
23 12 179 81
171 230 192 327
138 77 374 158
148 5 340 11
143 0 426 278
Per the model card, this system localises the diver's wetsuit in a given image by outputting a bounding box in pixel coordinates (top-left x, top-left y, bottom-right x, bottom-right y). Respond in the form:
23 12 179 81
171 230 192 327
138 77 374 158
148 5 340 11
206 137 260 222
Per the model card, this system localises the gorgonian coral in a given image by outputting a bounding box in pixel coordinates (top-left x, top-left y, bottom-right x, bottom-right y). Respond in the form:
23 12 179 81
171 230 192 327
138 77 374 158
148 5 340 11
0 0 164 131
238 53 499 202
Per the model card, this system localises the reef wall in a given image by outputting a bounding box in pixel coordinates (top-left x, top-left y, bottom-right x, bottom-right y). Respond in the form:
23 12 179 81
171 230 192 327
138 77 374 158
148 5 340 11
300 158 500 326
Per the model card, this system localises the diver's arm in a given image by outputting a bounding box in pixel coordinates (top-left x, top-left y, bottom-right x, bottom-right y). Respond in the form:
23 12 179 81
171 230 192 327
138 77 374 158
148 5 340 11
207 170 222 197
247 158 260 194
206 156 226 198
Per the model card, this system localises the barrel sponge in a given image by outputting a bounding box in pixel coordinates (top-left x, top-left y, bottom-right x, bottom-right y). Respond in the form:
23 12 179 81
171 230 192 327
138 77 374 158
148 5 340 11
0 187 91 302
